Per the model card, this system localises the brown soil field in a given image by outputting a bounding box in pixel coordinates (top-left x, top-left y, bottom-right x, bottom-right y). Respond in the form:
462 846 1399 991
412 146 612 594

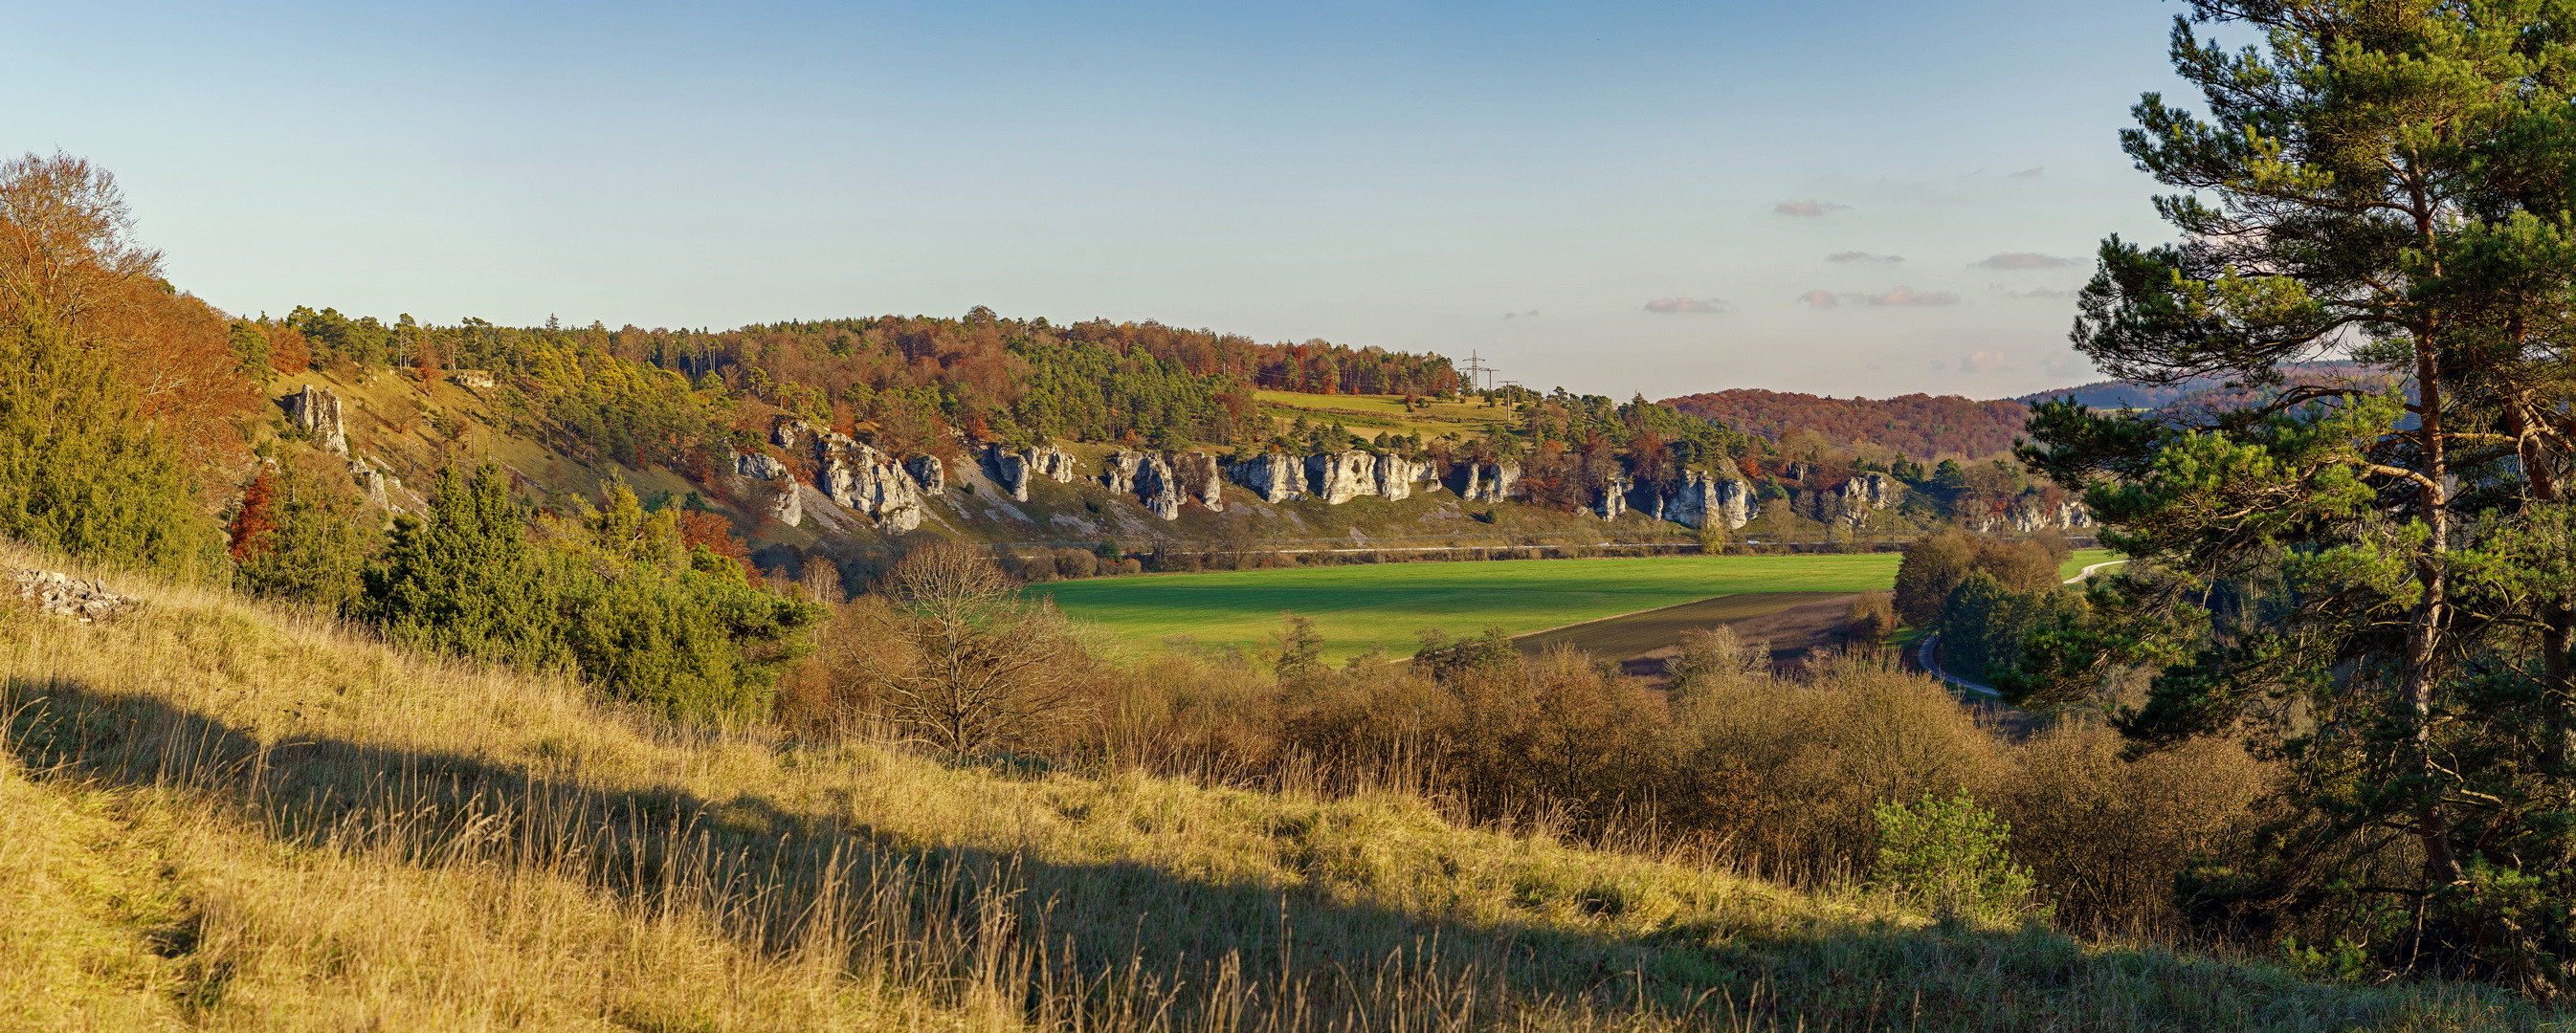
1511 591 1858 682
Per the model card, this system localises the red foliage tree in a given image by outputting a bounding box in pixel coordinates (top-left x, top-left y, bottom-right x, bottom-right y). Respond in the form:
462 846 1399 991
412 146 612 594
227 466 278 562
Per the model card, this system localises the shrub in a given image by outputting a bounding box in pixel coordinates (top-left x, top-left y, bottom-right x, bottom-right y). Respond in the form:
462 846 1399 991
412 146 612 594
1872 791 2041 924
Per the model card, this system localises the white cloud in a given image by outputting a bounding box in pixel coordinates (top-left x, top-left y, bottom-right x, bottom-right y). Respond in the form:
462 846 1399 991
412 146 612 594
1798 286 1959 308
2009 165 2045 178
1500 309 1541 319
1827 251 1902 264
1773 199 1850 218
1857 286 1958 307
1974 252 2075 270
1643 297 1725 314
1962 349 2009 373
1989 283 2077 299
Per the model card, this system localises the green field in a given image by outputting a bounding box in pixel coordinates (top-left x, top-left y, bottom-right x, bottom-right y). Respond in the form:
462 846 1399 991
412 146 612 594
1033 554 1905 664
2059 548 2119 582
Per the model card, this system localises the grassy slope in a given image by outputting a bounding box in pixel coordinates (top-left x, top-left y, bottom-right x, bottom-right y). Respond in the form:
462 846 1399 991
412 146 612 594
1033 554 1896 664
0 551 2549 1030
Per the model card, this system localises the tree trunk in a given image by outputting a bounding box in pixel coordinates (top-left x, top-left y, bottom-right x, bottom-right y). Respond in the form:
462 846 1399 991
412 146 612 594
2409 341 2460 887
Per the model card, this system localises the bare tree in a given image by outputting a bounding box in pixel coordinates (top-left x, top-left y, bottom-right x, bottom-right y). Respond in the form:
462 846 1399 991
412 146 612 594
862 540 1087 756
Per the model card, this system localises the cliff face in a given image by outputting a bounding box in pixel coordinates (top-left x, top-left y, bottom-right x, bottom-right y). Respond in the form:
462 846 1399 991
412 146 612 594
1454 462 1521 503
1840 472 1902 510
1304 451 1376 505
1226 451 1303 503
1372 455 1436 501
1661 471 1752 530
988 444 1078 502
733 451 802 526
772 418 939 532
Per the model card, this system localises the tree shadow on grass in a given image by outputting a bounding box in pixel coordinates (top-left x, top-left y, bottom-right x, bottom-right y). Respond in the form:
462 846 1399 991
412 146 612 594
2 675 2522 1032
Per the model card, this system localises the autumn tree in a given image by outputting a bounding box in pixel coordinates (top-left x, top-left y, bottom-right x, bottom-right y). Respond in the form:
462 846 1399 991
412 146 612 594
861 540 1087 755
0 152 227 577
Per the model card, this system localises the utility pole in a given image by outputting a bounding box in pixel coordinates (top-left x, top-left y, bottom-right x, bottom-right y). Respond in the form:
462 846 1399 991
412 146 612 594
1459 350 1498 393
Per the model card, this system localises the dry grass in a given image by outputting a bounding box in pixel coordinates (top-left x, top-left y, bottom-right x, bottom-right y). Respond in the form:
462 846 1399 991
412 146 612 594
0 546 2559 1031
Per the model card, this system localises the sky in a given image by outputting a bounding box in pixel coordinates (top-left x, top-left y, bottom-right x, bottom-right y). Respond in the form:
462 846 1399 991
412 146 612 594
7 1 2213 400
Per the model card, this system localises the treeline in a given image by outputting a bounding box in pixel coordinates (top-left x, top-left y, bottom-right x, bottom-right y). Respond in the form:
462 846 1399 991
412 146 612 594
1658 388 2034 461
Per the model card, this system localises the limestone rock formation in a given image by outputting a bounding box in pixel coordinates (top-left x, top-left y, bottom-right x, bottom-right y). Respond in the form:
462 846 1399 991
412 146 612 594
735 451 788 481
1170 451 1222 512
2001 498 2092 533
1305 451 1378 505
1595 475 1631 519
1101 450 1145 495
1371 454 1437 501
450 370 497 390
987 444 1079 502
767 483 804 527
347 457 399 511
12 569 136 622
1455 461 1521 503
287 385 348 455
821 434 929 532
1226 451 1304 503
1839 472 1903 510
906 455 944 494
1662 471 1751 530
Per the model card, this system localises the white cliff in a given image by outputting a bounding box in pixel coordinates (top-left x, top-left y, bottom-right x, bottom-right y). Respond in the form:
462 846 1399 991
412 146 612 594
1595 475 1631 519
1226 451 1304 503
1371 454 1437 501
1662 471 1751 530
1839 472 1903 510
1171 451 1222 512
1455 461 1521 503
1305 451 1378 505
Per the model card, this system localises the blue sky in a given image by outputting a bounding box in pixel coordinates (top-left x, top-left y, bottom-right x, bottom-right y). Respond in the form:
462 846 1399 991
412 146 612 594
9 1 2206 399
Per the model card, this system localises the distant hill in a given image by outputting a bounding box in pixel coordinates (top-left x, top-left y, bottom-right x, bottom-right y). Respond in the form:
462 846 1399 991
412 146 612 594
2016 363 2388 411
1656 389 2032 460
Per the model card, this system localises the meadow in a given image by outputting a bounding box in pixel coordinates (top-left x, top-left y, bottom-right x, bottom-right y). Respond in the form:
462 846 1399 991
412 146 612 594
1033 553 1908 664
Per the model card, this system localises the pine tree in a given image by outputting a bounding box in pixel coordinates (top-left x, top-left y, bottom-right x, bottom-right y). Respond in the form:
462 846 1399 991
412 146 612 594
2020 1 2576 986
364 463 555 665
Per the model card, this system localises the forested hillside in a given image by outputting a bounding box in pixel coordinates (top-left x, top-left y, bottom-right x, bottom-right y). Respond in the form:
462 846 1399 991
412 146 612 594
1655 389 2033 460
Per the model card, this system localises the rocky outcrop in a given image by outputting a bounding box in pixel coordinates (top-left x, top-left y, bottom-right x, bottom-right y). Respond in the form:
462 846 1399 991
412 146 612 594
12 569 136 622
772 417 819 452
1455 462 1521 503
1305 451 1379 505
772 418 934 531
1662 471 1752 530
735 451 788 481
1227 451 1304 503
1101 451 1146 495
732 451 803 525
1170 451 1222 511
1595 475 1632 519
348 457 399 511
818 433 927 532
766 483 804 526
988 444 1077 501
451 370 497 390
906 455 944 494
1372 454 1438 501
2002 498 2092 533
1839 473 1903 510
287 385 347 455
1136 452 1183 520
